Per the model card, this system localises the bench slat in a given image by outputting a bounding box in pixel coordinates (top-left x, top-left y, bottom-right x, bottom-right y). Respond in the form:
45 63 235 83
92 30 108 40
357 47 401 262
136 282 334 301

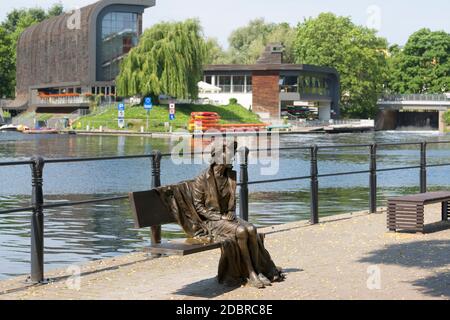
144 240 222 256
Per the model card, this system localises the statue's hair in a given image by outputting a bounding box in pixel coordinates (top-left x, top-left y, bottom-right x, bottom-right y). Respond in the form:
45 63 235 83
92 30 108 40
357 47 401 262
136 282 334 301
210 140 238 164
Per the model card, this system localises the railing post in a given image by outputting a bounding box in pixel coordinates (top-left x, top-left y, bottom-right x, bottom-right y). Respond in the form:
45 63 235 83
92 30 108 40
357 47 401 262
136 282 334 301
151 151 162 252
420 142 427 193
369 144 378 214
310 145 319 224
239 147 250 221
30 156 45 283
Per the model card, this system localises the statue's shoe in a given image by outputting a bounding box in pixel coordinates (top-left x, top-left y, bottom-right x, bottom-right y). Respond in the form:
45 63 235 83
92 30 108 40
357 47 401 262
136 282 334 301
269 266 286 282
248 276 265 289
258 274 272 286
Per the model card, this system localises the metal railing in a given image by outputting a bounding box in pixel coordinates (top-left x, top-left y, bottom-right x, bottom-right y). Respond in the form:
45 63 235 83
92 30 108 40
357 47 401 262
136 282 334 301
31 95 91 106
216 85 252 94
379 94 449 102
1 140 450 283
291 119 370 128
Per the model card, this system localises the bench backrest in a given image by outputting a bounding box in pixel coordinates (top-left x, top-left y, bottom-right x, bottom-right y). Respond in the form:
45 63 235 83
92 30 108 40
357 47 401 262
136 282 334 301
129 190 176 228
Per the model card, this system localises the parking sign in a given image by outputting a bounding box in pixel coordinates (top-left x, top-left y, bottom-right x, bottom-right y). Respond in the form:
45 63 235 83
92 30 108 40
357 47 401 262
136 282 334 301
144 97 153 110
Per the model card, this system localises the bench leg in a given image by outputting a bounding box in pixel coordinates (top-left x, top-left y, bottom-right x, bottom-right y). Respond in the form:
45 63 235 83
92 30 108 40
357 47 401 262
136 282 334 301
150 225 162 258
442 201 449 222
416 204 425 234
387 201 396 232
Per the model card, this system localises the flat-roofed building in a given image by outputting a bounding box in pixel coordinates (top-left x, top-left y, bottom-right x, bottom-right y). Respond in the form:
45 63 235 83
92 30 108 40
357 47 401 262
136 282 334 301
200 44 341 120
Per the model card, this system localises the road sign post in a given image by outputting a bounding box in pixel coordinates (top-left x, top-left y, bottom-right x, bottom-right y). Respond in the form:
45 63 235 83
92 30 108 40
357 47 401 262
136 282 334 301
144 97 153 132
118 103 125 129
169 102 176 121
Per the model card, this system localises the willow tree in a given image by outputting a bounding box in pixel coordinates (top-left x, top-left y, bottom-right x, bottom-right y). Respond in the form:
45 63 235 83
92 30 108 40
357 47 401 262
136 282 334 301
116 19 206 100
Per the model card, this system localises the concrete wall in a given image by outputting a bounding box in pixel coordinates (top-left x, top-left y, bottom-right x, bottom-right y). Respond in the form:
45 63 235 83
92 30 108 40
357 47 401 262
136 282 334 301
252 71 280 118
318 102 331 121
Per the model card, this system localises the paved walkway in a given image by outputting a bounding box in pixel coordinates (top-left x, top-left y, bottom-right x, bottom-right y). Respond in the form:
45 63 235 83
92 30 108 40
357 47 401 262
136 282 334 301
1 205 450 300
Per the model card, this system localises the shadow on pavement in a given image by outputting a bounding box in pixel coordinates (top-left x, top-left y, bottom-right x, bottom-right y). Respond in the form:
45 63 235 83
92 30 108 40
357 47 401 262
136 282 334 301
359 238 450 298
174 268 303 298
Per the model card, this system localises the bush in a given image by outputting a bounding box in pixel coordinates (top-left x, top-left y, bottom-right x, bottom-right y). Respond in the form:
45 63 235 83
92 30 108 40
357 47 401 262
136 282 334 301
229 98 238 105
445 111 450 126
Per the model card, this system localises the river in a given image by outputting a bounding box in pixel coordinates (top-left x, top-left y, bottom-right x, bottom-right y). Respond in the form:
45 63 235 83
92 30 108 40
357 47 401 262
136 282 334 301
1 130 450 279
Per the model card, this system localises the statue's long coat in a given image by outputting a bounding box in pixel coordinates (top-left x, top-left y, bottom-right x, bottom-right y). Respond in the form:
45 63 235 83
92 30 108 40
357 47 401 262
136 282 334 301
156 166 280 286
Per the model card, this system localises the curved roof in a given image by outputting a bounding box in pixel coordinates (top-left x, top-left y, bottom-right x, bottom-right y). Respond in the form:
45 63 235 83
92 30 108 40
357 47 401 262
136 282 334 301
15 0 155 98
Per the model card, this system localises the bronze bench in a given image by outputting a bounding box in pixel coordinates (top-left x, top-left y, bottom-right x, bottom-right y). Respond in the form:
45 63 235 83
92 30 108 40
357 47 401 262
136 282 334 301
129 189 222 256
387 191 450 233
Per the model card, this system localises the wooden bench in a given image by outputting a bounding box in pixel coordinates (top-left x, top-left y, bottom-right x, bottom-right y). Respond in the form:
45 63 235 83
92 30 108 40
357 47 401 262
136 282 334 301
387 191 450 233
128 189 222 256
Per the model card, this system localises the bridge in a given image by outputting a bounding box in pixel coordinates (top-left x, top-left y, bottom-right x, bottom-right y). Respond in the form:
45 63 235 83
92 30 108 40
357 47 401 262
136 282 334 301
377 94 450 132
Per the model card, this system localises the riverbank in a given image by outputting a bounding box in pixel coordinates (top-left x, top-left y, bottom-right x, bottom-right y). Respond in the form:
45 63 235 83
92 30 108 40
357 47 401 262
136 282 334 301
60 127 325 138
72 103 262 132
1 205 450 300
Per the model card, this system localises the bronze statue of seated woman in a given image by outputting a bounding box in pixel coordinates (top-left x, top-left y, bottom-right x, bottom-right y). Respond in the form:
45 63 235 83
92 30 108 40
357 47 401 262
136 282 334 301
157 141 284 288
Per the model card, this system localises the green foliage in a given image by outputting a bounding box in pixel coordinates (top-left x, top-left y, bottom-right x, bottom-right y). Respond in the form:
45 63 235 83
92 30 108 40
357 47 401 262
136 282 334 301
229 98 238 105
388 29 450 94
204 38 230 65
0 4 64 98
294 13 389 118
444 111 450 126
116 19 206 100
0 26 14 98
227 19 296 64
73 104 261 132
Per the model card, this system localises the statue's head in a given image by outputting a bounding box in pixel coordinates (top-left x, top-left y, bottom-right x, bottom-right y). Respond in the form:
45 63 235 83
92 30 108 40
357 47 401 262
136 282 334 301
210 140 238 170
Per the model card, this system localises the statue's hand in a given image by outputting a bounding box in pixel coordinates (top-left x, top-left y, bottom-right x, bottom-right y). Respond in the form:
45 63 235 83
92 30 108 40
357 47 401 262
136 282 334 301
224 212 236 221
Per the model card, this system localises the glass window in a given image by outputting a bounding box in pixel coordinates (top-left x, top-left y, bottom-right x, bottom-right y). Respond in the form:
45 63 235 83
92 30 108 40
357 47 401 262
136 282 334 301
99 12 139 81
204 76 212 84
218 76 231 93
233 76 245 93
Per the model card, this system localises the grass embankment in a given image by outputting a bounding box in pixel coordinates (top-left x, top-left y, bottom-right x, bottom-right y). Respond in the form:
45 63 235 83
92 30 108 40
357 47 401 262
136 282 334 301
73 104 262 132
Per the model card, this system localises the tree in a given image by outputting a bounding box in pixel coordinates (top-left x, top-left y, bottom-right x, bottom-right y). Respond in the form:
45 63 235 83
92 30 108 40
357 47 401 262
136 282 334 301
204 38 230 65
0 26 15 98
388 29 450 94
0 4 64 98
228 18 296 64
294 13 389 118
116 19 206 100
47 3 64 18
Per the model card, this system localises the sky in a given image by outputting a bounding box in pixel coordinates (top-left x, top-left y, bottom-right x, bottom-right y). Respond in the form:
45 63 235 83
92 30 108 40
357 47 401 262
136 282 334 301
0 0 449 48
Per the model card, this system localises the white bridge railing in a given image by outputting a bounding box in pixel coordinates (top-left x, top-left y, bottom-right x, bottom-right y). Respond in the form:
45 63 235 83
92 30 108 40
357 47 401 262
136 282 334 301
293 119 375 128
379 94 449 102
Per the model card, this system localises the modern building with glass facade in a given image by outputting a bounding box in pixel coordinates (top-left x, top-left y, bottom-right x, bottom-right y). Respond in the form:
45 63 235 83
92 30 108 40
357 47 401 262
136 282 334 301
8 0 155 113
200 45 341 120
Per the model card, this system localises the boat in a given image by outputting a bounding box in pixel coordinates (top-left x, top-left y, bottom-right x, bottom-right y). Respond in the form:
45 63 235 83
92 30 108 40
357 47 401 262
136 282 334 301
22 128 58 135
0 124 20 132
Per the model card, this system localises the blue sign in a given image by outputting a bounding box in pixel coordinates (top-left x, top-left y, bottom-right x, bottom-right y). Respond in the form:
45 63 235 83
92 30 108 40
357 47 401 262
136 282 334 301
144 97 153 110
118 103 125 111
169 114 175 121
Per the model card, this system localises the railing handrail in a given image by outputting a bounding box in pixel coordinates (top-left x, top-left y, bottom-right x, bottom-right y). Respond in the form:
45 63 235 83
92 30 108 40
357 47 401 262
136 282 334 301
2 139 450 282
2 140 450 168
